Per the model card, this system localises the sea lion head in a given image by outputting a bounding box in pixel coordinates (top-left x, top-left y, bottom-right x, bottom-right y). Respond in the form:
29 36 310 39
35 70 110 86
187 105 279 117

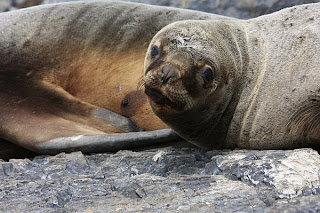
144 20 246 149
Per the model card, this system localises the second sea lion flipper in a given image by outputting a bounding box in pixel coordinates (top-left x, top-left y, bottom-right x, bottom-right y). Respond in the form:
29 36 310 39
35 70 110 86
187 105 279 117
33 129 180 154
92 108 142 132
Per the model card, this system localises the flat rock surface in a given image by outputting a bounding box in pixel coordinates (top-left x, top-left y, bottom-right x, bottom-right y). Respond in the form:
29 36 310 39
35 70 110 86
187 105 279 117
1 146 319 212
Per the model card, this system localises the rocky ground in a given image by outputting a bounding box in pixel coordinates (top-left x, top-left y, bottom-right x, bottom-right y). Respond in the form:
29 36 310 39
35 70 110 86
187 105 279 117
1 144 320 212
1 0 320 212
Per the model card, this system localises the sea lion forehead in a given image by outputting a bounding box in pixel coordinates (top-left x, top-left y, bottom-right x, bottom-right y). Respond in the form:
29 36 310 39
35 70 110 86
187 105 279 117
148 20 230 65
147 34 215 74
145 21 224 73
152 21 213 49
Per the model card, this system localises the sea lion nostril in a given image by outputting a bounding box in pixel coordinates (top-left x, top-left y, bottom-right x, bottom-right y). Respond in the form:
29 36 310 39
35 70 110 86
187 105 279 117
161 65 178 85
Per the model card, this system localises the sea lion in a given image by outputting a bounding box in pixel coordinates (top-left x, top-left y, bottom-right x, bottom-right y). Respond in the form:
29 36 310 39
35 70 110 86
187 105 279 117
0 1 229 156
144 3 320 150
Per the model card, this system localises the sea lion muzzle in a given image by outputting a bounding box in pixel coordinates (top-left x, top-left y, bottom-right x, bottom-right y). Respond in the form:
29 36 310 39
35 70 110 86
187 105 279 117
161 65 178 86
145 86 173 106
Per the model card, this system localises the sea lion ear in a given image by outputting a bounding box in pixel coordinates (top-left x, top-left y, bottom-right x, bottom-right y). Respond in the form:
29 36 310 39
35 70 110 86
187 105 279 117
151 45 159 59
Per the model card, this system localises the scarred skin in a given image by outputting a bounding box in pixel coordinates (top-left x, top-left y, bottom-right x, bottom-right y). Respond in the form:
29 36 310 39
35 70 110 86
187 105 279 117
0 1 229 156
144 3 320 150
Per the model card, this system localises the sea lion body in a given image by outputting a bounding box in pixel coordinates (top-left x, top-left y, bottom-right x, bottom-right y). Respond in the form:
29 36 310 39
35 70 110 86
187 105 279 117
144 3 320 149
229 4 320 149
0 1 228 154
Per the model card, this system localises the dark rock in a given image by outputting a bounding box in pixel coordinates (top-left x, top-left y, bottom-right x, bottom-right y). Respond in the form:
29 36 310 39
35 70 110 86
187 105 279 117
0 138 36 160
265 195 320 213
12 0 44 9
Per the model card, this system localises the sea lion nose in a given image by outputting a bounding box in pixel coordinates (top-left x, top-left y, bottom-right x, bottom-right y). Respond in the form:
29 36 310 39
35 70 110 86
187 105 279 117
161 65 178 85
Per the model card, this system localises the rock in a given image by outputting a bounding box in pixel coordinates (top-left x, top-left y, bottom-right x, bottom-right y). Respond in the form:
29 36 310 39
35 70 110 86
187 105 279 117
0 138 36 161
3 0 320 17
266 0 320 14
42 0 320 18
0 148 319 212
123 0 278 18
0 0 44 12
0 0 10 12
12 0 44 9
265 195 320 213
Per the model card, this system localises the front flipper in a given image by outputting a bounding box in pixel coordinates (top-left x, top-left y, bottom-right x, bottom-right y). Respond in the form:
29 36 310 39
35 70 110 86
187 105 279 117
92 108 142 132
34 129 179 154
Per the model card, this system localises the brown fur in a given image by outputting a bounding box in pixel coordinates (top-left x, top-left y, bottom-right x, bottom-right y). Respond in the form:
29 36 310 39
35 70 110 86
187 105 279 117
59 48 167 130
0 46 167 151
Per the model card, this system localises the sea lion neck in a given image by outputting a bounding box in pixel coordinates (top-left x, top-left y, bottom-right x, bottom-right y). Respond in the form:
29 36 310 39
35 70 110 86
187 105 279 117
224 20 267 147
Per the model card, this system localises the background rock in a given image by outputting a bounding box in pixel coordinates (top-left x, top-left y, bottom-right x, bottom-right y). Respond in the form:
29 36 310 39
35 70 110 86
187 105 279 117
0 0 11 12
121 0 320 18
12 0 44 8
2 0 320 19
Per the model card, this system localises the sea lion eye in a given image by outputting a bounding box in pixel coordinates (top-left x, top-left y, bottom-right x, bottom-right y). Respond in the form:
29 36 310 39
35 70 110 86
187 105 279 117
151 45 159 59
201 67 213 83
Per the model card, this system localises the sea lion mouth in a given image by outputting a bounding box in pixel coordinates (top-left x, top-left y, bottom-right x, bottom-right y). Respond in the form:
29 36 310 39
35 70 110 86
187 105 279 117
145 86 178 109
